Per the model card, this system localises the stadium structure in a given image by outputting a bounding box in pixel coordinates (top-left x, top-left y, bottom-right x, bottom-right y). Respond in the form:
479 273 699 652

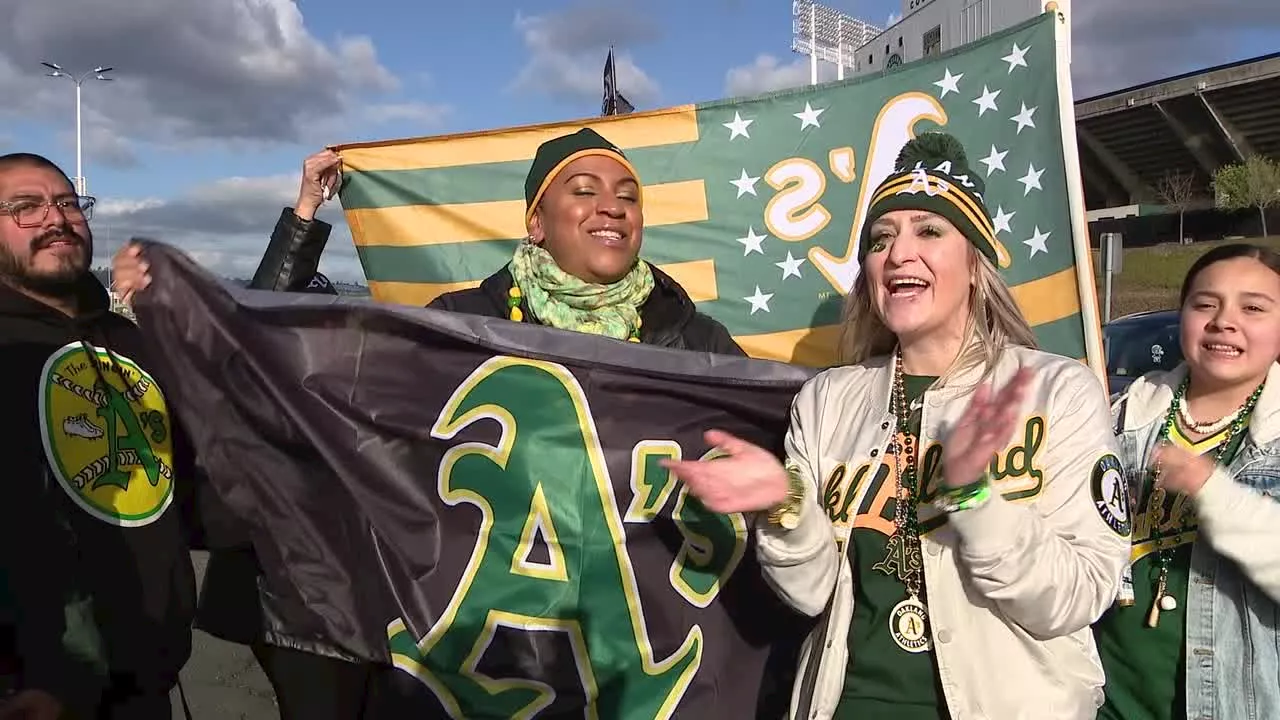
793 0 1280 245
1077 52 1280 243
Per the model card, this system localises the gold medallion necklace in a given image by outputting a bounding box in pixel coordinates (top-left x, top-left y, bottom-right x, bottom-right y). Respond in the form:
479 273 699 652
871 351 931 653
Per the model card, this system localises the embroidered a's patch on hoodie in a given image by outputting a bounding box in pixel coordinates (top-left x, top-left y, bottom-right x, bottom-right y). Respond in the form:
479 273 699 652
1091 453 1131 537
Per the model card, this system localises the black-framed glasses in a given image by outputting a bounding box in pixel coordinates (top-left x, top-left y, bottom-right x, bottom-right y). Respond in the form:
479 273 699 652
0 195 95 227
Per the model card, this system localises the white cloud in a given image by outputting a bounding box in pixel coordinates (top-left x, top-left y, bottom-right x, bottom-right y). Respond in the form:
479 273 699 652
363 102 453 127
509 2 661 108
0 0 449 153
92 174 363 283
725 55 809 97
61 126 139 170
724 54 841 97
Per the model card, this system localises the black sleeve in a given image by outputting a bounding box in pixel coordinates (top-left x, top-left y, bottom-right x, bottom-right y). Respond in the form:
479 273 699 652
250 209 333 292
425 293 452 311
425 288 503 318
690 314 748 357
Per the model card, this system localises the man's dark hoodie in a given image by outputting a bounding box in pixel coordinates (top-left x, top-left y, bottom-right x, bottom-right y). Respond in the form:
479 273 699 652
0 274 196 707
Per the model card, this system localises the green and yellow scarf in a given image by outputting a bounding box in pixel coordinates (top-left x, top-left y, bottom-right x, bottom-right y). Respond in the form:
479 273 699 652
508 242 654 342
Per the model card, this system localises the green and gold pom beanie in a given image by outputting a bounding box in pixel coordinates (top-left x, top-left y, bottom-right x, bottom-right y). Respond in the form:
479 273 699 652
859 131 1010 268
524 128 641 224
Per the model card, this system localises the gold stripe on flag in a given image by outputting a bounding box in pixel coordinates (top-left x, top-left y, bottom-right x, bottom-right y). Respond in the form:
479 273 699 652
1009 266 1081 326
334 106 700 172
348 181 709 247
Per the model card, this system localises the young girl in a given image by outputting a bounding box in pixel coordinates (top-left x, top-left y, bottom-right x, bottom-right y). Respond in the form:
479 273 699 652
1097 243 1280 720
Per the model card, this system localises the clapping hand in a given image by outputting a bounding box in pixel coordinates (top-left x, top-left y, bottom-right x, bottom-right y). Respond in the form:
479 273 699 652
1151 443 1214 496
940 367 1033 489
661 430 789 513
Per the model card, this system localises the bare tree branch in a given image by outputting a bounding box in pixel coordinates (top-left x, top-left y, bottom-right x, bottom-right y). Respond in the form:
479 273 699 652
1155 169 1197 212
1156 169 1198 243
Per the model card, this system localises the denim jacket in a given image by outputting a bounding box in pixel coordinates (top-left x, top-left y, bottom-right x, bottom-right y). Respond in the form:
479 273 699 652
1112 363 1280 720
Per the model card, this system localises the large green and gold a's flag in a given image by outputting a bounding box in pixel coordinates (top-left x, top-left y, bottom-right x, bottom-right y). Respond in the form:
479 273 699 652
134 244 814 718
335 9 1103 373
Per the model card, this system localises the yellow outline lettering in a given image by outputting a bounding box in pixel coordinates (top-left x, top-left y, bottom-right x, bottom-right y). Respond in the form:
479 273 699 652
510 483 568 582
624 440 681 523
764 157 831 242
388 357 701 719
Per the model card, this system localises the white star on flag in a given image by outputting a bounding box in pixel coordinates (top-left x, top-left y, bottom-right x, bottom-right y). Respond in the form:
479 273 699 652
973 86 1000 117
736 226 767 256
992 206 1016 234
731 169 760 198
980 145 1008 176
722 112 753 140
744 286 774 315
934 68 963 97
1024 226 1051 257
1011 103 1037 134
1002 43 1030 73
1018 164 1044 196
794 102 825 130
775 251 806 280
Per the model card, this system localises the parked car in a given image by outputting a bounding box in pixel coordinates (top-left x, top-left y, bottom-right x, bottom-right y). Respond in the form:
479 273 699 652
1103 309 1182 399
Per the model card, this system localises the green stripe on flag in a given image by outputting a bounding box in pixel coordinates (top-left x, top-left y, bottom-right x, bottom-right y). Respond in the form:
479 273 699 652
1031 314 1088 360
357 241 518 284
341 143 703 209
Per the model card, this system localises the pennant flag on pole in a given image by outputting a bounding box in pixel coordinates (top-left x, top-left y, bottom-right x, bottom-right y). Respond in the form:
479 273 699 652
133 243 812 719
334 10 1103 375
603 48 636 116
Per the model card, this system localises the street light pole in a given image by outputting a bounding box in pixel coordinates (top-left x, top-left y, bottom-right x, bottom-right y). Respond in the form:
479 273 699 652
41 62 114 195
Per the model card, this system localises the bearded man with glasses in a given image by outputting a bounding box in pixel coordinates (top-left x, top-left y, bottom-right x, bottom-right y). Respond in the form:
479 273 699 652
0 153 211 720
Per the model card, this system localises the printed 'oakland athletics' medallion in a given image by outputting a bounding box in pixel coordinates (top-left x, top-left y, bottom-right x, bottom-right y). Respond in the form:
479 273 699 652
38 342 175 527
890 596 932 653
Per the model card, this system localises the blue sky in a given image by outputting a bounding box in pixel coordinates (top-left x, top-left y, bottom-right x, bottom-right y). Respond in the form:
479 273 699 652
1 0 1276 281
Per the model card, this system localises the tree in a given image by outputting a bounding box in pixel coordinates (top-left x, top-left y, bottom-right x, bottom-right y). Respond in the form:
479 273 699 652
1155 169 1197 243
1213 155 1280 238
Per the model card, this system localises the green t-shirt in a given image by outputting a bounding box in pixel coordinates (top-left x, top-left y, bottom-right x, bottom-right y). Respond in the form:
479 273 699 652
834 374 950 720
1095 421 1246 720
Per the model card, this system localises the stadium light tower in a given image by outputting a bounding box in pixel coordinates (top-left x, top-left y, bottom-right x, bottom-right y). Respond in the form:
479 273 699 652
791 0 881 83
42 61 115 195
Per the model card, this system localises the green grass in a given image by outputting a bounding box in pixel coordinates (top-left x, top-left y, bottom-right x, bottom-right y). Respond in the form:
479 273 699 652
1093 236 1280 321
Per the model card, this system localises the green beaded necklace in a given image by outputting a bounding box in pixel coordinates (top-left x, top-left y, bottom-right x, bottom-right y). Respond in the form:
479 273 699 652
1143 375 1263 627
505 286 642 343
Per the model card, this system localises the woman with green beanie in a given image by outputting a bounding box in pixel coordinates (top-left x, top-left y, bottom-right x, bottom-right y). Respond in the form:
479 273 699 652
663 132 1128 718
429 127 743 355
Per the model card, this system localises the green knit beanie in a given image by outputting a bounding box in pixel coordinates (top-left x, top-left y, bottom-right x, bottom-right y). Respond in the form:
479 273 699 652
523 128 640 224
859 132 1009 268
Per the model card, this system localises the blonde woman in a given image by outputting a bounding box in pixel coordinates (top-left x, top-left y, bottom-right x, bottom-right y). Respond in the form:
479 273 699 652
664 133 1130 719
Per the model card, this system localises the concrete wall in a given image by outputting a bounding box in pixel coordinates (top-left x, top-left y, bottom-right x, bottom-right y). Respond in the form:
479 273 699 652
1089 207 1280 249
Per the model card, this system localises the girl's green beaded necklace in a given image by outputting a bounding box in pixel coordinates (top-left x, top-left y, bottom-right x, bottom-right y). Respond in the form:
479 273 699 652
505 286 642 343
1143 375 1263 628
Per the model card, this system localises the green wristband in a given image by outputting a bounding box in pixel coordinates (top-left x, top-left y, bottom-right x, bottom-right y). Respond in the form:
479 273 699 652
932 475 992 513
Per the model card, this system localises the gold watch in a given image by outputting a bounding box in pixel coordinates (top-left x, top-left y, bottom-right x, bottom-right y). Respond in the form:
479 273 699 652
767 461 807 530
